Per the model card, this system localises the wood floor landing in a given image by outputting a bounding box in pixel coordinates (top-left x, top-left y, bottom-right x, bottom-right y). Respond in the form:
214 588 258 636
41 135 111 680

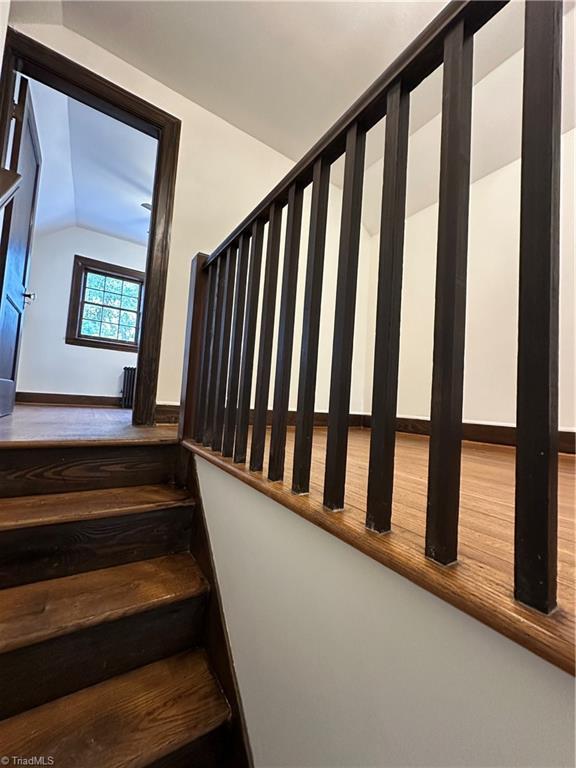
0 405 178 447
185 427 575 675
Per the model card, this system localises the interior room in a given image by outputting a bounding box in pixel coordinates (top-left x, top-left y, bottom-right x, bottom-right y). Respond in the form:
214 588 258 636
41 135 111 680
0 2 573 767
14 78 157 416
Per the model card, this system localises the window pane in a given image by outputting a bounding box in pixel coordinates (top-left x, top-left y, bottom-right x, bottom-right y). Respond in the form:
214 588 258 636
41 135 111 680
81 319 101 337
118 325 136 342
100 323 119 339
86 272 106 290
83 304 102 321
101 307 120 325
121 295 138 311
85 288 104 305
105 276 123 294
120 310 137 327
103 292 122 308
122 281 140 298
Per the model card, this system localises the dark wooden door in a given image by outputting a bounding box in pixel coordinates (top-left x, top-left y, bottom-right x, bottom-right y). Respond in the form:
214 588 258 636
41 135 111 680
0 78 41 417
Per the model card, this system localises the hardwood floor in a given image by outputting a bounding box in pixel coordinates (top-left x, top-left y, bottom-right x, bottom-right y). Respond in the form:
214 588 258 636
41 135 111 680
185 427 575 674
0 405 178 447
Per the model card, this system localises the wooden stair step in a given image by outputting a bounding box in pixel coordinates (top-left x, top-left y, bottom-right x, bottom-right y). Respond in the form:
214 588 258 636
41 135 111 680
0 651 231 767
0 487 196 589
0 484 194 531
0 444 180 498
0 554 208 654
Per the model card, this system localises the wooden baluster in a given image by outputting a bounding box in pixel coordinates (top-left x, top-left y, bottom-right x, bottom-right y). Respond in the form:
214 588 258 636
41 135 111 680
222 234 250 457
366 82 410 532
212 245 238 451
178 252 209 442
203 257 225 446
293 158 331 494
323 123 366 510
515 0 562 613
425 21 473 564
269 185 304 481
250 203 283 472
193 261 218 442
234 220 265 463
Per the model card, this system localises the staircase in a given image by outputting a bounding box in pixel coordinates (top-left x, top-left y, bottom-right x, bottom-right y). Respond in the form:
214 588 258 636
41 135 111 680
0 441 250 766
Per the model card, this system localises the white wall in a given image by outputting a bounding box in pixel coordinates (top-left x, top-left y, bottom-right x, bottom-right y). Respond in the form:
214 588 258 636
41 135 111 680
17 226 147 397
11 21 296 406
0 1 9 57
365 129 574 429
197 457 575 768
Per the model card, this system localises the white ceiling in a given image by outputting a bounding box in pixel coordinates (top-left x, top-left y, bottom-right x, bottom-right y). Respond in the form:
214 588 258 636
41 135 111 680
13 1 575 237
29 78 157 244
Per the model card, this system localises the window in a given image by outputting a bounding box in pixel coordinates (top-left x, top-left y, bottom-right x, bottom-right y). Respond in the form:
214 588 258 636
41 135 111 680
66 255 145 352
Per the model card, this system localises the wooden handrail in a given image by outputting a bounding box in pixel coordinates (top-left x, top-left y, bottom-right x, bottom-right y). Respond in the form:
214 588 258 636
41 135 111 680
181 0 564 620
0 168 21 210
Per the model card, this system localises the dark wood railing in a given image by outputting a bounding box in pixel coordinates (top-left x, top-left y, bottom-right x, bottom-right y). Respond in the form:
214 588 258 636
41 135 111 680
180 0 563 615
0 168 20 210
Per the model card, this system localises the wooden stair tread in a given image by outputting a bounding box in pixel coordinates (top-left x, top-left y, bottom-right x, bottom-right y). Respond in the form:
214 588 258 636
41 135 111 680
0 554 208 653
0 651 231 767
0 484 194 531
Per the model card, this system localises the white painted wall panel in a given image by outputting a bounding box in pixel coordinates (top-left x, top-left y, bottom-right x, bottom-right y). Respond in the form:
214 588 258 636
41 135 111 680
197 457 575 768
17 227 146 397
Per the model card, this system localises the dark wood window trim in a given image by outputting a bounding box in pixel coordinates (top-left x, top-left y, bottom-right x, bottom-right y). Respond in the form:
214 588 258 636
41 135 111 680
66 255 145 353
0 28 181 425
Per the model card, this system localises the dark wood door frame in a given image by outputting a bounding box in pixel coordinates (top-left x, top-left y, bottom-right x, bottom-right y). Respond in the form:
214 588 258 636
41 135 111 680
0 28 181 425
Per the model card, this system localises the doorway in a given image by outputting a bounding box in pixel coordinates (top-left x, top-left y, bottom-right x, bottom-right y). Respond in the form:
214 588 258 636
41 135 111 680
0 29 180 425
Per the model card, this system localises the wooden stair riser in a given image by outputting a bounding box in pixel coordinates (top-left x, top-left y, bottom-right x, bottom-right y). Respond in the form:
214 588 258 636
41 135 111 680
148 724 233 768
0 597 207 720
0 444 179 497
0 651 231 766
0 506 194 588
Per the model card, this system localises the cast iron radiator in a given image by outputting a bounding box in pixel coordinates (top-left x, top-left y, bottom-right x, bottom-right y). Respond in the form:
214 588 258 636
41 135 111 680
121 366 137 409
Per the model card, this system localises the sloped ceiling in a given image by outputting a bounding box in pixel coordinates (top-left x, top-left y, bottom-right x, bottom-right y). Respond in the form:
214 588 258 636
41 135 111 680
30 78 157 244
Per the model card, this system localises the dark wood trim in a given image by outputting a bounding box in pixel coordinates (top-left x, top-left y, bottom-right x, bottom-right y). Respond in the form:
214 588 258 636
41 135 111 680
15 392 182 425
16 391 122 407
222 235 250 458
367 82 410 533
514 0 562 614
0 28 181 426
212 247 237 452
203 259 224 447
155 404 180 423
269 184 304 482
250 204 282 472
396 417 575 455
426 21 474 566
233 220 264 464
65 254 145 353
324 123 366 510
178 253 209 441
134 115 180 425
292 158 330 494
0 168 20 210
194 262 218 443
204 1 507 267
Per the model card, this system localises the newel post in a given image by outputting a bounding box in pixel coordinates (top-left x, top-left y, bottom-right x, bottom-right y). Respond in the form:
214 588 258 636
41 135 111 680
178 252 209 442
